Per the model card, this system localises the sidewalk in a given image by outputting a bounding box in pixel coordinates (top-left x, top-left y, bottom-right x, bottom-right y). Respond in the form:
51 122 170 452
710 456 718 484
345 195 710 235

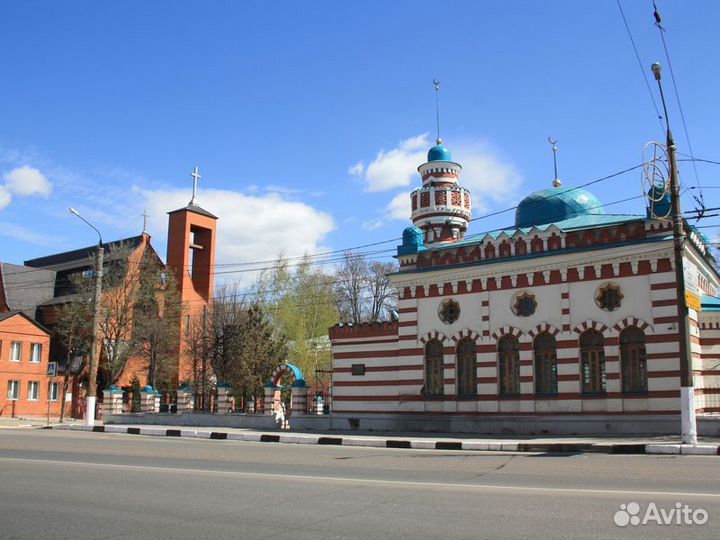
47 422 720 456
0 417 87 429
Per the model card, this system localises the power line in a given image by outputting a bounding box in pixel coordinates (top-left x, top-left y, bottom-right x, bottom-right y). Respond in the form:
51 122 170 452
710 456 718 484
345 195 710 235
652 0 704 202
616 0 665 133
5 162 649 282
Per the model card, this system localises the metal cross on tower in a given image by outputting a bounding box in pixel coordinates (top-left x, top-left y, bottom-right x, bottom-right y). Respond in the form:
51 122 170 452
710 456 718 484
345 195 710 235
141 209 149 233
190 166 201 204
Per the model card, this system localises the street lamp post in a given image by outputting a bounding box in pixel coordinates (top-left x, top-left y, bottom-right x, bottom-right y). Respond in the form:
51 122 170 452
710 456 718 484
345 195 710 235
69 208 104 426
650 63 697 445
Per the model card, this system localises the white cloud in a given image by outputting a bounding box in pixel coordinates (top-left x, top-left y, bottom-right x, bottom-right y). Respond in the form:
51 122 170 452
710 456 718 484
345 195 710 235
361 218 384 231
3 165 52 197
348 161 365 177
453 143 523 212
141 188 335 284
352 134 523 220
363 133 430 192
0 220 67 247
0 186 10 210
387 191 411 221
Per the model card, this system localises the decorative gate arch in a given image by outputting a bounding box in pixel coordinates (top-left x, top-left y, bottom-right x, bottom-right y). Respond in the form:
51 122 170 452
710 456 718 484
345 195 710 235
263 363 308 415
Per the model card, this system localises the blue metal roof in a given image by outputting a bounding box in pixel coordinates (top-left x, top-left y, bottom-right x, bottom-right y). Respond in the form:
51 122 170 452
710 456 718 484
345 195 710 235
515 186 605 228
702 295 720 312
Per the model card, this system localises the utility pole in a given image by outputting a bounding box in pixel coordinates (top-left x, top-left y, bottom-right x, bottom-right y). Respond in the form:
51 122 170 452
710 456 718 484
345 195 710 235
69 208 104 427
86 243 104 425
651 63 697 445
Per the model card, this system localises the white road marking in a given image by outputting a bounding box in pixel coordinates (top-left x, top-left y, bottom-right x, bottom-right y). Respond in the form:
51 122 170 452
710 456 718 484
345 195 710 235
0 456 718 499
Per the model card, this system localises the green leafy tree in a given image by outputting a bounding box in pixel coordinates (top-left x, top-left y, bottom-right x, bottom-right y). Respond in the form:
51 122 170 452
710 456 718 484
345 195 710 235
254 254 338 379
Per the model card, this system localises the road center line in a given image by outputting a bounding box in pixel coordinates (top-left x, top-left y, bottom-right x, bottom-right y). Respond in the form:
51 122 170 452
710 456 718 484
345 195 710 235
1 456 718 499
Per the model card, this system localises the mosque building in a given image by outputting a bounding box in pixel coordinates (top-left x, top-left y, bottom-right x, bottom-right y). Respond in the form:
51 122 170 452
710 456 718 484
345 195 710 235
329 137 720 434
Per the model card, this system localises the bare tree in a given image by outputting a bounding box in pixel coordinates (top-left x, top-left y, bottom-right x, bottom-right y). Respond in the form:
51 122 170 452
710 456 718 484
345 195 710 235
184 314 212 410
367 261 398 321
334 252 398 322
132 255 182 389
334 251 369 322
209 285 287 407
98 245 140 385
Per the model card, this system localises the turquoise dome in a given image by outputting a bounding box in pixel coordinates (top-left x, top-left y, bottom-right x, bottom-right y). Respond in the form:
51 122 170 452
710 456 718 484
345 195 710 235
515 186 605 228
397 225 426 256
428 144 452 162
402 225 424 246
646 185 671 218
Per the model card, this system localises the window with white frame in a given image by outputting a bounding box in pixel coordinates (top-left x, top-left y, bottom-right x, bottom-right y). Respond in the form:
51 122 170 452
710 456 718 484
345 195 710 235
10 341 22 362
7 380 19 400
28 381 39 401
50 382 60 401
30 343 42 363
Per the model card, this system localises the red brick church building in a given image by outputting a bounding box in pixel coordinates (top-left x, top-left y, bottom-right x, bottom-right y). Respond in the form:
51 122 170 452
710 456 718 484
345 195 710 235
0 172 217 417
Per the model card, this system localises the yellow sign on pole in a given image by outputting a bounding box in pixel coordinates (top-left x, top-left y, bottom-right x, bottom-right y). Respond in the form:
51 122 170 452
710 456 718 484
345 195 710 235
685 291 702 312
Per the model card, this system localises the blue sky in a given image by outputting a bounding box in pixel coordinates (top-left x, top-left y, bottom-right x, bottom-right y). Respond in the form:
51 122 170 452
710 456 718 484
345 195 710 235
1 1 718 284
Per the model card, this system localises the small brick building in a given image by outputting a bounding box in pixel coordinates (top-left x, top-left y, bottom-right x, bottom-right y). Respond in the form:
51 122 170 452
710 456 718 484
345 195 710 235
0 311 61 417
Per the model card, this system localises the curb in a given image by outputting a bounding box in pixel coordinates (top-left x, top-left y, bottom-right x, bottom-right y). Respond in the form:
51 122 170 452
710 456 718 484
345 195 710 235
49 425 720 455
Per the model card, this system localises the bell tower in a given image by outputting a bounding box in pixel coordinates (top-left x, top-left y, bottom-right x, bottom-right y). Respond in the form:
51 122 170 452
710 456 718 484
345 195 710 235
166 166 218 383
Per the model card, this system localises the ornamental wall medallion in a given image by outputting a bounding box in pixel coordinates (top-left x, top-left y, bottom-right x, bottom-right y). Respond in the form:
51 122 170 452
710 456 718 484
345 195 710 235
596 283 623 311
438 299 461 324
512 291 537 317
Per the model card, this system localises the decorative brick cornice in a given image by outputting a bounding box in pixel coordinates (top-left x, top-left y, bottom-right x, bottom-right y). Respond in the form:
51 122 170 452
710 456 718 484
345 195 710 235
328 321 399 341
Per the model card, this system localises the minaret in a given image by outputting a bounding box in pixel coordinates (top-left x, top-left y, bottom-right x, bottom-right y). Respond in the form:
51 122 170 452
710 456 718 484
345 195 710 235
409 81 471 243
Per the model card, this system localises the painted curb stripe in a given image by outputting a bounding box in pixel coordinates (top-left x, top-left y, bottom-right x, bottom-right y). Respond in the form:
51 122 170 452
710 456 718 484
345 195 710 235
46 426 720 455
435 441 462 450
317 437 343 445
386 440 412 449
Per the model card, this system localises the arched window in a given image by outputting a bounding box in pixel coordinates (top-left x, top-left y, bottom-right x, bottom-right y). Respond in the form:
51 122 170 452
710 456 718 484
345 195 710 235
620 326 648 393
498 335 520 396
425 339 444 396
580 330 606 394
534 332 558 395
456 338 477 397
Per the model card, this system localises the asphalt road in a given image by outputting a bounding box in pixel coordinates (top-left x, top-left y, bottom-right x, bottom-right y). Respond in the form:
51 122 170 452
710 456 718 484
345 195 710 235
0 429 718 539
